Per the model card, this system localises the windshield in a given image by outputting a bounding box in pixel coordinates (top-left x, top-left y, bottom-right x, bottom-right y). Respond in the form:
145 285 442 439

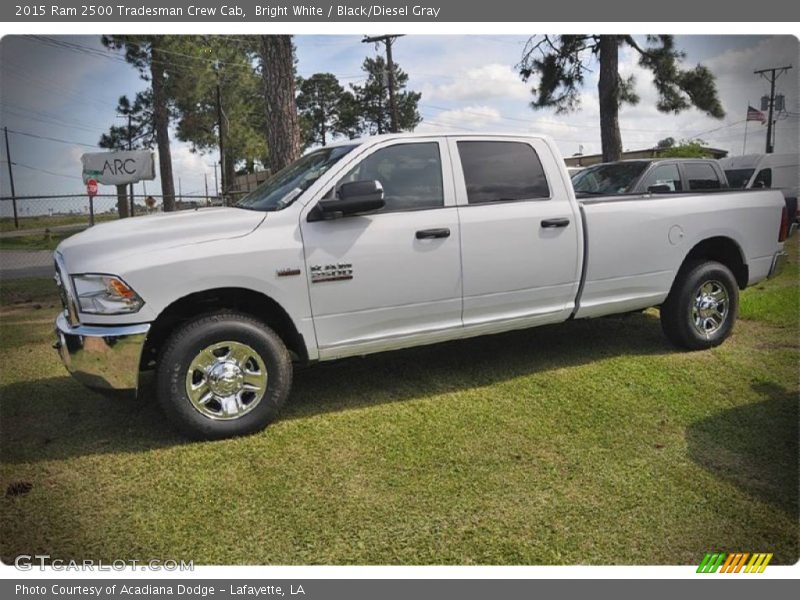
571 162 650 194
724 168 755 189
236 145 357 211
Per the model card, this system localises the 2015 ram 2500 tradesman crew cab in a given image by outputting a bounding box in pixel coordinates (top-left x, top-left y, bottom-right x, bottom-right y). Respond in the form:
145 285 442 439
53 133 790 439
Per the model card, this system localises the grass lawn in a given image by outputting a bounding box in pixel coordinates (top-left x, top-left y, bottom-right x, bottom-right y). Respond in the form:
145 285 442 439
0 238 797 565
0 231 73 252
0 214 116 233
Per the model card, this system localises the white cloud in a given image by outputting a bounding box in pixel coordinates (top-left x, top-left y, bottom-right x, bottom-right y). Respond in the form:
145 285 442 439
170 142 211 176
418 105 504 132
706 35 798 82
422 63 530 103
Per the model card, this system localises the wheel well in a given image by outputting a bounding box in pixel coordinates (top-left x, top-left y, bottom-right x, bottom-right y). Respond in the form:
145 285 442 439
683 237 749 289
140 287 308 370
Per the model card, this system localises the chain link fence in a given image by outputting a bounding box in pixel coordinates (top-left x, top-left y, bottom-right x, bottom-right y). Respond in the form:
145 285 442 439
0 193 234 280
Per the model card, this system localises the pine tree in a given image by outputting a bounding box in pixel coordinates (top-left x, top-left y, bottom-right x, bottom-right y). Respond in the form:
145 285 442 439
350 56 421 135
296 73 360 146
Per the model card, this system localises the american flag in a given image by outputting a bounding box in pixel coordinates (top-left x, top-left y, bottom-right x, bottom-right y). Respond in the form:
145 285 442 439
747 105 766 124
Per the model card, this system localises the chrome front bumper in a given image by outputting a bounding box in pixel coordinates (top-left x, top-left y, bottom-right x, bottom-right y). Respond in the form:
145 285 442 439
54 312 150 396
768 250 788 278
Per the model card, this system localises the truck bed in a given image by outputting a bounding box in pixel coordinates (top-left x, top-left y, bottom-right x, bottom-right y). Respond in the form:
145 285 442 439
573 188 785 319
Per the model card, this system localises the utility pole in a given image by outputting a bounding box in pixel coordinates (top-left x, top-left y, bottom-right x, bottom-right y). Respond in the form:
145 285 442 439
3 126 18 229
212 162 219 202
178 177 182 205
754 65 792 154
127 113 135 216
363 34 404 133
215 81 227 204
204 172 209 206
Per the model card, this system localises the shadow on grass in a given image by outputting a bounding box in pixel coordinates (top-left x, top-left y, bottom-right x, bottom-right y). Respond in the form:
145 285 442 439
1 311 673 463
686 381 799 519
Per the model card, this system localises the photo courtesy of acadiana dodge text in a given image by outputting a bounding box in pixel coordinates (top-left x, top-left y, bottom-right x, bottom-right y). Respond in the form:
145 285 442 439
0 34 797 567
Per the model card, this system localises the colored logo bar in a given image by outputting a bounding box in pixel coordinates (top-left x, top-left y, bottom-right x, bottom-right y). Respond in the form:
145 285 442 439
697 552 773 573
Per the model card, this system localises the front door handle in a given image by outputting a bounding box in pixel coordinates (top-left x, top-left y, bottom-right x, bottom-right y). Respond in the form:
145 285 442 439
541 218 570 229
416 228 451 239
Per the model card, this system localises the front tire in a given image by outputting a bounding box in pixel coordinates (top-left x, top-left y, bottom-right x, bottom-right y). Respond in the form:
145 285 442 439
156 312 292 440
660 260 739 350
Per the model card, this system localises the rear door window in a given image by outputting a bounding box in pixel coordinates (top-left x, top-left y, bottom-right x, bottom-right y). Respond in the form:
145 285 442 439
753 168 772 188
456 141 550 203
641 164 682 192
724 168 755 188
685 163 722 190
571 161 649 194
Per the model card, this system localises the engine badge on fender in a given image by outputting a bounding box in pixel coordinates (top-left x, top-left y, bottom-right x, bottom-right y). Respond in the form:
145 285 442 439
310 263 353 283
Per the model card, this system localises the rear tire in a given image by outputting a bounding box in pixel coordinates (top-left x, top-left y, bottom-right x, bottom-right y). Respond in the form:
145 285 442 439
156 311 292 440
660 260 739 350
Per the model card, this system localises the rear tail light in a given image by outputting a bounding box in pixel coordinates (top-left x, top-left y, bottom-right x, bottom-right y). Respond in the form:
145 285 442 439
779 206 789 242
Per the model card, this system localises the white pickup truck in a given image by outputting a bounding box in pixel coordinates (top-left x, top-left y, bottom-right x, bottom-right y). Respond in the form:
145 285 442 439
53 133 790 439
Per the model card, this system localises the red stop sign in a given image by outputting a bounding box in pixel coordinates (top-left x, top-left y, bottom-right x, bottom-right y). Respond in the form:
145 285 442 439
86 178 98 197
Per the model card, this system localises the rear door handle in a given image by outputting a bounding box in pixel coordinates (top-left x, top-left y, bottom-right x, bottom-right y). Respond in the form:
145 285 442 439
416 228 451 239
541 218 570 229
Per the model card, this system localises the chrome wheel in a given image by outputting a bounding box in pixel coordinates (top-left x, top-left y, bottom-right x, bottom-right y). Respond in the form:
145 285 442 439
691 280 729 337
185 341 268 420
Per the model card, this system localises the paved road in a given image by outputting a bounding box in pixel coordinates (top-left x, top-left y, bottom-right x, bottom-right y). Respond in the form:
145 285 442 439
0 223 87 239
0 250 54 280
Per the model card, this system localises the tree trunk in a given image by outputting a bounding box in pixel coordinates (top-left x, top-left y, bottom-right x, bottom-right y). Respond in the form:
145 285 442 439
115 184 129 218
598 35 623 163
150 41 176 212
259 35 301 173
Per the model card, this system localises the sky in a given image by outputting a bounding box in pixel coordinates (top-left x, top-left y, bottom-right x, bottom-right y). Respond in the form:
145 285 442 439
1 34 798 215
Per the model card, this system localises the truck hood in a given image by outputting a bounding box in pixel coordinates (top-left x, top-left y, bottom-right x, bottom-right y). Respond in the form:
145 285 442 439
57 207 267 272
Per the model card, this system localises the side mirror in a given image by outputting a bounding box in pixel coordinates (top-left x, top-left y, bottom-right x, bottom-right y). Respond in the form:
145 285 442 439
647 184 672 193
308 180 385 221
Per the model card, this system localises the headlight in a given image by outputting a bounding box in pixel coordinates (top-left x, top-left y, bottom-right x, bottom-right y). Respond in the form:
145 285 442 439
71 274 144 314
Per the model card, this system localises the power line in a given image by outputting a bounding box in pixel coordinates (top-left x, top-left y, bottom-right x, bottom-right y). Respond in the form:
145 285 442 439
421 103 739 136
1 101 102 127
419 119 478 132
10 161 84 180
2 62 118 110
5 128 98 149
26 35 256 73
1 106 102 134
689 119 748 139
419 112 591 144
